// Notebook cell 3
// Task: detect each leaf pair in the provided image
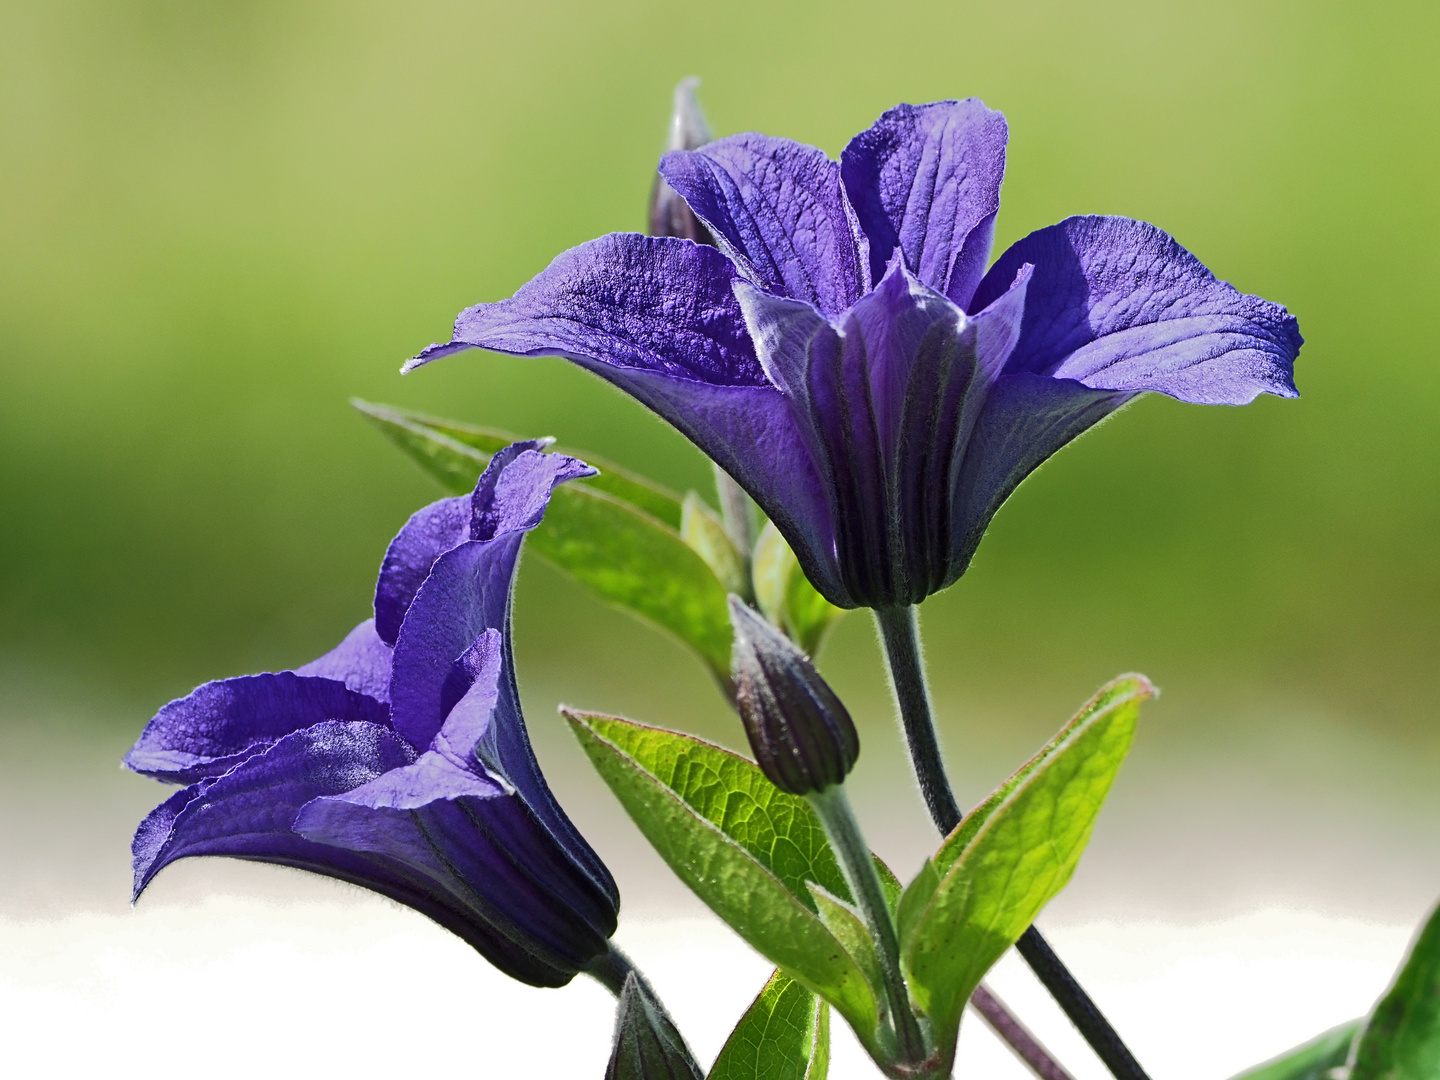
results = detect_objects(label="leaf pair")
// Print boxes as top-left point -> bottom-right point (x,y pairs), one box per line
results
570,674 -> 1153,1077
1234,897 -> 1440,1080
355,400 -> 841,684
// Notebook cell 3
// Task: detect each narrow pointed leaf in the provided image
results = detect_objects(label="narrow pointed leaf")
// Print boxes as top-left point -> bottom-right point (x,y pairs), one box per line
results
682,492 -> 748,597
807,883 -> 888,1012
353,399 -> 732,680
1351,899 -> 1440,1080
901,674 -> 1154,1051
708,969 -> 830,1080
1230,1022 -> 1360,1080
565,710 -> 882,1055
751,521 -> 844,655
354,399 -> 682,526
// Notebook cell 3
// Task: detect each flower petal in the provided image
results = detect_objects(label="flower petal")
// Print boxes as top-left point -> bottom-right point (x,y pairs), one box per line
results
737,257 -> 1026,606
408,233 -> 766,387
296,789 -> 618,987
660,134 -> 870,317
132,719 -> 415,899
405,233 -> 840,603
386,448 -> 615,898
133,720 -> 605,987
840,99 -> 1008,311
971,216 -> 1302,404
123,672 -> 389,784
373,494 -> 471,646
950,373 -> 1132,577
294,618 -> 393,703
388,449 -> 585,752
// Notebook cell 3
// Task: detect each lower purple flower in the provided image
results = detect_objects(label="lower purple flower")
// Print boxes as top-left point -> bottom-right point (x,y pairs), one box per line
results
124,443 -> 620,988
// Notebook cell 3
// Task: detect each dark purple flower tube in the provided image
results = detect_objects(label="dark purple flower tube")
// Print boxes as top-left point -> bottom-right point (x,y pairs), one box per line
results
124,443 -> 620,988
410,99 -> 1302,610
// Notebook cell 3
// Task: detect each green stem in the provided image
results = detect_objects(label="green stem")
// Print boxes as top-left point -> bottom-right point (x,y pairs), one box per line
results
585,943 -> 646,998
873,606 -> 963,831
872,604 -> 1153,1080
808,785 -> 928,1065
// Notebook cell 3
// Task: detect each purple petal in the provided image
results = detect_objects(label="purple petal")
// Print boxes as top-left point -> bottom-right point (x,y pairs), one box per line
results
408,233 -> 766,387
134,720 -> 606,986
389,538 -> 520,751
469,443 -> 595,543
950,372 -> 1132,576
736,257 -> 1027,606
971,215 -> 1302,404
132,719 -> 416,898
373,494 -> 471,646
123,672 -> 389,784
593,363 -> 844,605
296,791 -> 618,986
295,618 -> 393,703
841,99 -> 1008,311
659,134 -> 870,318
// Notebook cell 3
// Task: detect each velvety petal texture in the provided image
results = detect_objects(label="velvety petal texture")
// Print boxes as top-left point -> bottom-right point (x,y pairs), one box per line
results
410,100 -> 1302,609
126,445 -> 620,988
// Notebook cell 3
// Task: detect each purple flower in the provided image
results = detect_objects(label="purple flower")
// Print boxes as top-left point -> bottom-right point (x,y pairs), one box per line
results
409,100 -> 1302,609
125,443 -> 620,988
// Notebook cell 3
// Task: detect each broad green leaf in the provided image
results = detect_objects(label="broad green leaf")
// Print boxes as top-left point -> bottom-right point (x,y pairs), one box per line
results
1230,1022 -> 1360,1080
901,674 -> 1154,1054
682,492 -> 748,598
708,969 -> 829,1080
751,522 -> 844,656
353,399 -> 732,680
1351,899 -> 1440,1079
566,710 -> 882,1057
569,711 -> 852,906
354,398 -> 682,526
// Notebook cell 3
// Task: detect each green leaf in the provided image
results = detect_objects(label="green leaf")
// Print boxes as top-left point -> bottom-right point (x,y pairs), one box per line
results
531,484 -> 732,681
354,398 -> 682,526
806,883 -> 887,1014
1230,1022 -> 1360,1080
682,492 -> 748,598
751,521 -> 844,656
900,674 -> 1154,1057
353,399 -> 732,680
565,710 -> 883,1057
708,969 -> 829,1080
1351,899 -> 1440,1079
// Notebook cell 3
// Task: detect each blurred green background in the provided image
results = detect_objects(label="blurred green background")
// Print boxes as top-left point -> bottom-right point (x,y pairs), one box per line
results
2,0 -> 1437,926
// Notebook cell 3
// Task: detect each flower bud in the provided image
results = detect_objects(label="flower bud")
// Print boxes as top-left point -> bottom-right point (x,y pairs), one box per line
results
649,77 -> 715,244
605,972 -> 703,1080
729,596 -> 859,795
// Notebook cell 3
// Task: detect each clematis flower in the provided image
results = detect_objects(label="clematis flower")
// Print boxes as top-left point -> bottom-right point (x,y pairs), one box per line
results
408,99 -> 1302,610
125,443 -> 621,989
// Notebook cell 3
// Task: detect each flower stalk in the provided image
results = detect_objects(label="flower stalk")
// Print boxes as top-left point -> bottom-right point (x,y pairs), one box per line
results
807,784 -> 929,1067
874,604 -> 1153,1080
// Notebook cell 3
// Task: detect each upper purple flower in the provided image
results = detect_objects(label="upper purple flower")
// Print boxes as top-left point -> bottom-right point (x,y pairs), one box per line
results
124,443 -> 620,988
409,100 -> 1301,609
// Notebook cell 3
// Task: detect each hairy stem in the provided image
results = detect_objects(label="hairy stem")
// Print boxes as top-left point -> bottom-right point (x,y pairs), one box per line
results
872,604 -> 1153,1080
585,943 -> 649,998
873,605 -> 963,830
971,984 -> 1077,1080
808,785 -> 928,1066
